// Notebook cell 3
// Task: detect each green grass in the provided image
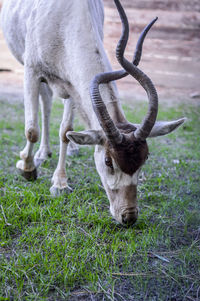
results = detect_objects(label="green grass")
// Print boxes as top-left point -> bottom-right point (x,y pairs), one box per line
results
0,98 -> 200,300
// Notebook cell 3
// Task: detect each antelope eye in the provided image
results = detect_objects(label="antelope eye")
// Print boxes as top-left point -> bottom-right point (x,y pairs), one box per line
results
105,157 -> 113,168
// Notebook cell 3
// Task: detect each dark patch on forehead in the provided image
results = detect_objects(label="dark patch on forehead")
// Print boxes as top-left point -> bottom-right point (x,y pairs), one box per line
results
107,134 -> 148,176
116,122 -> 137,134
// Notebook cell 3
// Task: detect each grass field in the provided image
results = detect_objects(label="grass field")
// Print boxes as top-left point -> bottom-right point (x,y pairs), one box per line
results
0,98 -> 200,301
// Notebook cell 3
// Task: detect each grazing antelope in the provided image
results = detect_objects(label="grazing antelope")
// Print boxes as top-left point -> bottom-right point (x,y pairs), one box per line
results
1,0 -> 185,225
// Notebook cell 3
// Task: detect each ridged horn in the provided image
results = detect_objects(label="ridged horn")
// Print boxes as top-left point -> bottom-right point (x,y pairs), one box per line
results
114,0 -> 158,140
90,72 -> 124,145
90,0 -> 158,144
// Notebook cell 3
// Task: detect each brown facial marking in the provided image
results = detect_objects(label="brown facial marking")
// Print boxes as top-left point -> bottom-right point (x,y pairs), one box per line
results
116,122 -> 137,134
124,184 -> 137,201
106,131 -> 148,176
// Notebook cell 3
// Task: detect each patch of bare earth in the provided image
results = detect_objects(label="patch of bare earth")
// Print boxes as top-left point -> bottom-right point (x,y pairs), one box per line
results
0,0 -> 200,106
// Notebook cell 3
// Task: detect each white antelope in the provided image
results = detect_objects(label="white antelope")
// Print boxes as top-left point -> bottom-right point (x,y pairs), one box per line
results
1,0 -> 185,225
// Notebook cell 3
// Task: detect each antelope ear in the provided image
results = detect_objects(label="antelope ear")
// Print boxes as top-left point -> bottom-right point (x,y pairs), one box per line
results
148,118 -> 186,138
66,130 -> 104,145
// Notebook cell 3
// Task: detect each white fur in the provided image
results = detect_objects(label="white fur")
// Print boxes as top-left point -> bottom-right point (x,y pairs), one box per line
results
94,145 -> 139,190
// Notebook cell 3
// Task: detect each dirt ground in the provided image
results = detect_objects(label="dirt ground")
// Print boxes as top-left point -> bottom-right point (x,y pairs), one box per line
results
0,0 -> 200,104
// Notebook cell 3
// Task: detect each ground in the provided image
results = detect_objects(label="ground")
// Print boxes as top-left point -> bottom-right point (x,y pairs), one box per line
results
0,1 -> 200,103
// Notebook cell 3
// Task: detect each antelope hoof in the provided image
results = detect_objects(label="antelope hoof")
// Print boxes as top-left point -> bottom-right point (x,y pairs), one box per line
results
34,149 -> 52,167
16,159 -> 37,181
50,185 -> 73,197
18,167 -> 37,181
67,142 -> 79,157
67,148 -> 79,157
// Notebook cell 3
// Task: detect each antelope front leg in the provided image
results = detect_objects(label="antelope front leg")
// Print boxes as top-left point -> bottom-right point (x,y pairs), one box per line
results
16,68 -> 40,180
34,83 -> 53,167
50,98 -> 74,196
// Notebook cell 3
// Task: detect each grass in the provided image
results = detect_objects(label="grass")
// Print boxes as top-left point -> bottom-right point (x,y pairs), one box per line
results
0,98 -> 200,300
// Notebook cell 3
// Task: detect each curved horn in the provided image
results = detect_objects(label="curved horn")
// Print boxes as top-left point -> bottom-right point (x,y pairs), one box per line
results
90,72 -> 124,145
90,0 -> 158,143
90,11 -> 157,143
133,17 -> 158,66
114,0 -> 158,140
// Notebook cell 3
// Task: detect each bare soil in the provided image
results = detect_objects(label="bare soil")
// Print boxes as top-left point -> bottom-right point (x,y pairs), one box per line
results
0,0 -> 200,104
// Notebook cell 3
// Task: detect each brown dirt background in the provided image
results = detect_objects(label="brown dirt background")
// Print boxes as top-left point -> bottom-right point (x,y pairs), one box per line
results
0,0 -> 200,104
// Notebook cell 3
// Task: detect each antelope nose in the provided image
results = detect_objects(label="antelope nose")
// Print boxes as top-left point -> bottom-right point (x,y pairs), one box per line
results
122,212 -> 138,225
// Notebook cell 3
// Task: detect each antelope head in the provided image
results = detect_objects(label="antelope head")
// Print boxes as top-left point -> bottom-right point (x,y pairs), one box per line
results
67,0 -> 185,225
